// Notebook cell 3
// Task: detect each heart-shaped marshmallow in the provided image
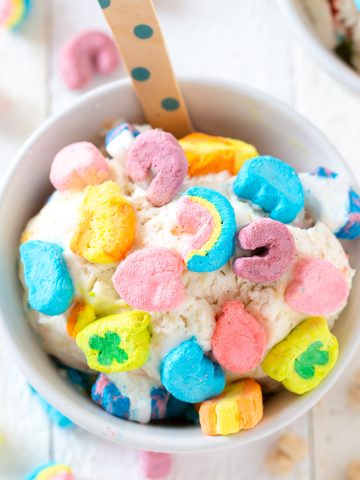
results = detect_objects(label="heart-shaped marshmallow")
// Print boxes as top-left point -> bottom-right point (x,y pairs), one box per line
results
50,141 -> 111,191
112,247 -> 186,312
285,258 -> 349,315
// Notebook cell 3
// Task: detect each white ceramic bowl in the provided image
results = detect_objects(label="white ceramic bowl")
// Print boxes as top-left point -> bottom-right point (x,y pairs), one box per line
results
0,77 -> 359,453
277,0 -> 360,94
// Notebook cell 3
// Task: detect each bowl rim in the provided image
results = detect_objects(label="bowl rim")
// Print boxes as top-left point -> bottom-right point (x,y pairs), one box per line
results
0,76 -> 360,453
277,0 -> 360,94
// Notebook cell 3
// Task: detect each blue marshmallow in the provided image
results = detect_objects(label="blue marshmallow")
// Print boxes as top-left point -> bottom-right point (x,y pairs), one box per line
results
233,156 -> 304,224
160,337 -> 225,403
20,240 -> 74,316
92,374 -> 130,420
92,373 -> 184,423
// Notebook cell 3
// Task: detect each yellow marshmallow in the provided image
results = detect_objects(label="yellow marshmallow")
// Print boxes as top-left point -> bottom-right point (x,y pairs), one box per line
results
76,310 -> 151,373
199,379 -> 263,436
70,181 -> 136,264
179,132 -> 258,177
262,317 -> 338,394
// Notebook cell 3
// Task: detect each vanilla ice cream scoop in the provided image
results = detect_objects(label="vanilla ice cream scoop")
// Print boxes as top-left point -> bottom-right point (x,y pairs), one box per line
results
20,131 -> 354,381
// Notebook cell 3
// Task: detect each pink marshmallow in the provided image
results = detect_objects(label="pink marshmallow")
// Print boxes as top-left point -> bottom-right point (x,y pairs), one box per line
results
176,195 -> 213,256
233,218 -> 296,283
112,247 -> 186,312
50,141 -> 111,191
126,129 -> 188,207
212,301 -> 267,373
139,451 -> 172,479
59,30 -> 120,90
285,257 -> 349,315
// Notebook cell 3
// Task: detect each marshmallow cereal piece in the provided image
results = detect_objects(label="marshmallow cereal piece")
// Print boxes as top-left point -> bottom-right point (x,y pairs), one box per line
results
20,240 -> 74,316
66,298 -> 96,338
76,310 -> 151,373
138,451 -> 172,480
92,372 -> 175,423
177,186 -> 237,272
112,247 -> 186,312
50,142 -> 110,191
59,30 -> 119,90
1,0 -> 31,30
105,122 -> 140,157
212,301 -> 266,373
233,218 -> 296,283
233,156 -> 304,224
285,258 -> 349,315
160,337 -> 225,403
262,317 -> 338,394
300,167 -> 360,240
199,379 -> 263,436
26,463 -> 74,480
70,181 -> 136,264
179,132 -> 258,177
126,129 -> 188,207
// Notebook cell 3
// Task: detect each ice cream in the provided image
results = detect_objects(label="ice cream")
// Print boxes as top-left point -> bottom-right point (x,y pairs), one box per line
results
19,124 -> 356,436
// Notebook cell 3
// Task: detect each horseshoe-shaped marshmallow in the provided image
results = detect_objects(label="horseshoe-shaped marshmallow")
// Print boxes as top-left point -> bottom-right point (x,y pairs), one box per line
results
126,129 -> 188,207
233,218 -> 296,283
233,156 -> 304,224
59,30 -> 120,90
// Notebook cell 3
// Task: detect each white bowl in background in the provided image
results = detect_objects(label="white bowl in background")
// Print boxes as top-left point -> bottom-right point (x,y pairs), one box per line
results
0,78 -> 359,453
277,0 -> 360,94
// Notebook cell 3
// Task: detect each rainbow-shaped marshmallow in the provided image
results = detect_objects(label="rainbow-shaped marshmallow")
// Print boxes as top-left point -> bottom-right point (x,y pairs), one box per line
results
176,186 -> 237,272
26,463 -> 74,480
0,0 -> 31,30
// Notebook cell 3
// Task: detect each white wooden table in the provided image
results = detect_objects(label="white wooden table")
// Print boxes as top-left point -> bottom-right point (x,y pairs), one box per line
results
1,1 -> 360,478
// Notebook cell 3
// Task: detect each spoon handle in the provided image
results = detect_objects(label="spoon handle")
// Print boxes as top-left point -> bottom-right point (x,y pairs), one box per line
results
99,0 -> 193,138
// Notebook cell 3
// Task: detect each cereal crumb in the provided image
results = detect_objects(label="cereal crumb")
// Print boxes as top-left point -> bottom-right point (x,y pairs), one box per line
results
346,461 -> 360,480
265,432 -> 308,475
348,370 -> 360,410
265,450 -> 293,475
277,432 -> 308,462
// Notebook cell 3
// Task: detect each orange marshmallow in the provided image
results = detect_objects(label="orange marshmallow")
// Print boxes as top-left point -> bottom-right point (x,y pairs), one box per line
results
199,379 -> 263,436
179,132 -> 258,177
